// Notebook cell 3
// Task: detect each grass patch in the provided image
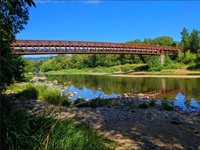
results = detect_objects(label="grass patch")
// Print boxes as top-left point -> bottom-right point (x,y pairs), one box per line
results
89,98 -> 112,108
45,64 -> 146,74
9,83 -> 71,106
1,96 -> 116,150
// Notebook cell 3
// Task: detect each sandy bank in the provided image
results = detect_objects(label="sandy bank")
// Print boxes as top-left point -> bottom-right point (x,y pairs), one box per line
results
111,74 -> 200,78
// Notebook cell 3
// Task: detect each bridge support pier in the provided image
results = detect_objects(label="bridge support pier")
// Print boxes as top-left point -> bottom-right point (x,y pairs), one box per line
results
161,78 -> 166,90
160,53 -> 165,65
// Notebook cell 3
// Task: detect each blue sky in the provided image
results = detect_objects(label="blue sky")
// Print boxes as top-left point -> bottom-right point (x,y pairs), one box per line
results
18,0 -> 200,58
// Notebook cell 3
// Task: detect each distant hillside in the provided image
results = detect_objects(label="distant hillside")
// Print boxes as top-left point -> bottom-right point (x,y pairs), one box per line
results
25,57 -> 50,62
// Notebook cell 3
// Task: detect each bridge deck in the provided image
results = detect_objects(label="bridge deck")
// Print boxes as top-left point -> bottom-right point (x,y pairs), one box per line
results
11,40 -> 182,55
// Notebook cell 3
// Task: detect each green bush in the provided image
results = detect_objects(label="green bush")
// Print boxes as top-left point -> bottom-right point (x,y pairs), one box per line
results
145,55 -> 163,71
161,100 -> 174,111
60,97 -> 71,107
89,98 -> 112,108
37,86 -> 62,105
74,97 -> 85,105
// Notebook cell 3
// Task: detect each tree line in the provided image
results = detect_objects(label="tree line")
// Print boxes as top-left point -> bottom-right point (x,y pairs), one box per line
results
28,28 -> 200,73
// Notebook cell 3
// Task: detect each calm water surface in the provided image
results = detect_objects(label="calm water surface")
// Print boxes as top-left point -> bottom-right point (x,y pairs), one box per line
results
47,75 -> 200,111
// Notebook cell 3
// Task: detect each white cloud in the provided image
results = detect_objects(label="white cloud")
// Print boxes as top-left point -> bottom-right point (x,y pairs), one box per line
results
83,0 -> 101,4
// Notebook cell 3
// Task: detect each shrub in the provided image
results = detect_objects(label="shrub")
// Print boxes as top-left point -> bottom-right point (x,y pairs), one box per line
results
74,97 -> 85,105
161,100 -> 174,111
38,86 -> 62,105
60,97 -> 71,107
89,98 -> 112,108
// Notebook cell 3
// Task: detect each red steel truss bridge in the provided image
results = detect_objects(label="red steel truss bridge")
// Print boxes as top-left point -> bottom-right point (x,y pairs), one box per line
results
11,40 -> 182,55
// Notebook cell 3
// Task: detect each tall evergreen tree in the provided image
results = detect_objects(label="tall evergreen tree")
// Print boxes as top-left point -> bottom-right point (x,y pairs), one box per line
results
181,27 -> 190,51
189,29 -> 200,53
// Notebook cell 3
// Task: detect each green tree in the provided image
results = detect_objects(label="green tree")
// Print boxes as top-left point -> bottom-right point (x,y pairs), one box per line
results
40,59 -> 54,72
33,59 -> 47,72
145,55 -> 162,71
176,51 -> 185,63
181,27 -> 190,51
131,55 -> 142,63
0,0 -> 35,90
23,58 -> 35,73
189,29 -> 200,53
183,50 -> 196,64
152,36 -> 174,46
127,39 -> 142,44
144,38 -> 153,45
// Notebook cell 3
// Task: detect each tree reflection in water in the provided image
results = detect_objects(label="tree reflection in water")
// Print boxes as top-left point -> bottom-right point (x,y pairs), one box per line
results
47,75 -> 200,111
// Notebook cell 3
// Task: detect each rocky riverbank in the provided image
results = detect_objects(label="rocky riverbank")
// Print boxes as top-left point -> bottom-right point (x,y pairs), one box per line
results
8,78 -> 199,149
15,97 -> 200,150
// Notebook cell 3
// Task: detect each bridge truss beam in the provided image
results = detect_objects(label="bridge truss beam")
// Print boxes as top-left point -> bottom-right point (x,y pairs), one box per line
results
11,40 -> 182,55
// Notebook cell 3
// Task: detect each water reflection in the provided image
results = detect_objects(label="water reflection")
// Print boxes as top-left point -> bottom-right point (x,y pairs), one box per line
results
63,86 -> 120,100
174,93 -> 200,111
47,75 -> 200,111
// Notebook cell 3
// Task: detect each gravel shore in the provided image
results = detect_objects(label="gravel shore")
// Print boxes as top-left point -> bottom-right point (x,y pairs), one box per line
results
18,98 -> 200,150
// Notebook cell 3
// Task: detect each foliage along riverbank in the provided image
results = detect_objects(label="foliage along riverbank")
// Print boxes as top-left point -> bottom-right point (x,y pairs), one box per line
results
44,63 -> 200,76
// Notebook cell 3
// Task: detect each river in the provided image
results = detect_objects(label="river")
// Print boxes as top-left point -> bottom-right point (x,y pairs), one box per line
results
47,74 -> 200,111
